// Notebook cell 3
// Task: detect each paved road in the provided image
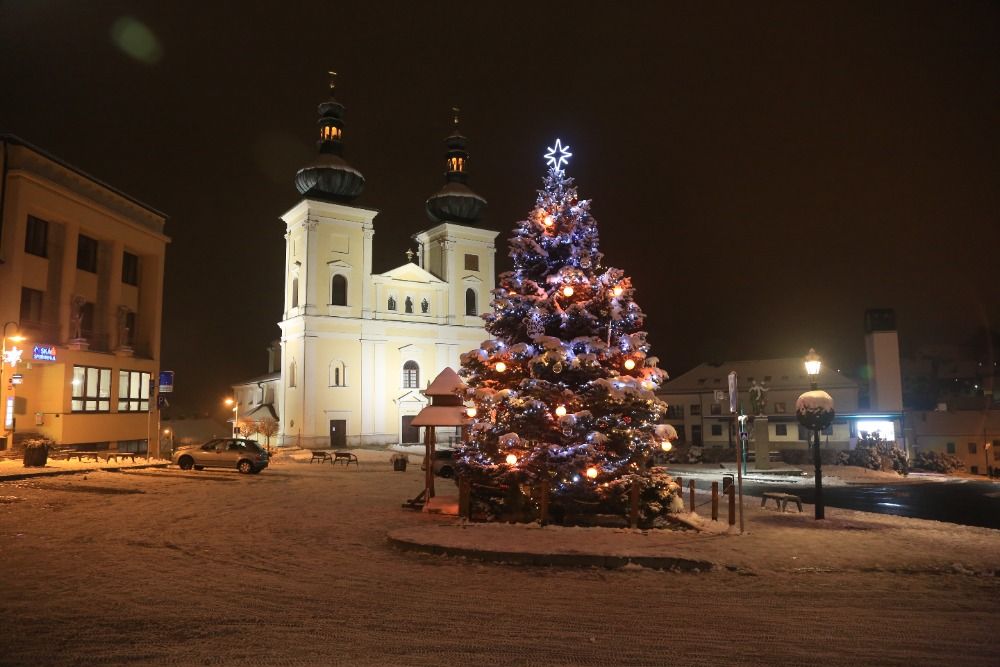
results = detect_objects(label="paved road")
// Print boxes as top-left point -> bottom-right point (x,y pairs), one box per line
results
739,478 -> 1000,528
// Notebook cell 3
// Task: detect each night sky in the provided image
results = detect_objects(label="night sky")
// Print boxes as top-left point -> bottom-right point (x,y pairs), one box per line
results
2,2 -> 998,413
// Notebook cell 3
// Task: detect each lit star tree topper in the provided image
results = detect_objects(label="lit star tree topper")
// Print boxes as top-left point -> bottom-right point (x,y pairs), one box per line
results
456,141 -> 682,526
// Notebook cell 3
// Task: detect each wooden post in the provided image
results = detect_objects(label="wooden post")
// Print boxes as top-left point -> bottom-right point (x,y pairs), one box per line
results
538,479 -> 549,526
688,479 -> 695,513
424,425 -> 436,500
711,481 -> 719,521
628,477 -> 641,527
675,475 -> 682,491
458,477 -> 471,519
727,484 -> 736,526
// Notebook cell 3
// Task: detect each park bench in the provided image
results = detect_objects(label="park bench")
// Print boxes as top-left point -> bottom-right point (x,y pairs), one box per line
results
103,451 -> 139,462
761,492 -> 803,513
333,451 -> 358,467
50,448 -> 101,462
309,451 -> 333,464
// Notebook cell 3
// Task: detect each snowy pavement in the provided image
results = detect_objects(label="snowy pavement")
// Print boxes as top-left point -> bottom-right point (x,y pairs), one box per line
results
1,453 -> 998,666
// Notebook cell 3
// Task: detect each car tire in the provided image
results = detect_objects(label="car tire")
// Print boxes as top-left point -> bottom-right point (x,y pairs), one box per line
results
250,467 -> 262,474
439,466 -> 454,479
178,456 -> 194,471
238,460 -> 254,474
194,465 -> 204,471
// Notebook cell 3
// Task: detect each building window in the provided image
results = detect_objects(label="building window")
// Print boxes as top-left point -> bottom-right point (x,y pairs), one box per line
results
690,404 -> 701,416
405,296 -> 414,314
118,370 -> 151,412
710,424 -> 722,436
968,442 -> 977,454
666,405 -> 684,419
19,287 -> 43,326
329,360 -> 346,387
710,403 -> 721,415
946,442 -> 955,454
77,234 -> 98,272
331,274 -> 347,306
72,365 -> 111,412
289,360 -> 296,388
122,251 -> 139,286
775,424 -> 788,436
291,278 -> 299,309
117,439 -> 148,454
25,215 -> 48,257
691,425 -> 702,446
464,254 -> 479,271
387,295 -> 396,311
465,288 -> 477,316
675,425 -> 686,442
80,302 -> 95,339
402,360 -> 419,389
773,402 -> 786,414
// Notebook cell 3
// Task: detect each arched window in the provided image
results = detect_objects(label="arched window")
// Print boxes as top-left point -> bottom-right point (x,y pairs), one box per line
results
291,278 -> 299,309
465,288 -> 477,316
387,295 -> 396,311
402,360 -> 419,389
329,360 -> 346,387
288,360 -> 296,388
331,274 -> 347,306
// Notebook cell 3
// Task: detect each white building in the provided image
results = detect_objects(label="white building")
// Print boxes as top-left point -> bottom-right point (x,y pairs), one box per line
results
239,86 -> 497,449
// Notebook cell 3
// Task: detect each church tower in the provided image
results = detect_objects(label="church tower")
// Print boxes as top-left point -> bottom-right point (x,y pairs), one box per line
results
413,109 -> 498,325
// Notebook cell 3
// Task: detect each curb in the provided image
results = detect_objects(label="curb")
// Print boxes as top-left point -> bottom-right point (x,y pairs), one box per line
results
0,463 -> 169,482
387,534 -> 716,572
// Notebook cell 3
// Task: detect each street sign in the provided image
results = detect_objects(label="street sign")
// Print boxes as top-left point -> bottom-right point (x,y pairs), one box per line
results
10,374 -> 23,385
159,370 -> 174,393
157,394 -> 169,409
32,345 -> 56,362
728,371 -> 738,414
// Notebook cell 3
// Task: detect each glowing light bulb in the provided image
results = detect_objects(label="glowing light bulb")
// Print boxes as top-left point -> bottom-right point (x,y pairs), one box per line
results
661,441 -> 673,452
506,453 -> 518,465
543,214 -> 554,227
624,359 -> 636,370
586,466 -> 598,479
466,407 -> 477,418
562,286 -> 574,297
495,362 -> 507,373
612,286 -> 624,297
555,405 -> 567,417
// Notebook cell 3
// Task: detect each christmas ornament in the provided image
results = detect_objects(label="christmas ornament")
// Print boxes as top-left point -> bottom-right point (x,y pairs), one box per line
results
586,466 -> 598,479
495,362 -> 507,373
624,359 -> 636,370
506,454 -> 518,465
554,405 -> 567,417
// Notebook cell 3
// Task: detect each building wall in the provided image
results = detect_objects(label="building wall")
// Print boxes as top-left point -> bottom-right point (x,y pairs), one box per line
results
0,138 -> 167,451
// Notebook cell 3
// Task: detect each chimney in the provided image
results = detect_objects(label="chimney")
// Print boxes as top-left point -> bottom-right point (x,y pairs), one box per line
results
864,309 -> 903,411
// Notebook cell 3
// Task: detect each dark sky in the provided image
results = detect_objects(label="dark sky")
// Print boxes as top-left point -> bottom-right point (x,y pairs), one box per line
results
2,1 -> 998,412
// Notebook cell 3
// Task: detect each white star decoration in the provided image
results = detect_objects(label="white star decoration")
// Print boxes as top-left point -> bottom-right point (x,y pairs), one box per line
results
3,346 -> 23,368
544,139 -> 572,171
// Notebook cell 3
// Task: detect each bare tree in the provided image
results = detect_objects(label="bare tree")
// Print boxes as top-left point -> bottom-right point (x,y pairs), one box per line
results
257,418 -> 279,454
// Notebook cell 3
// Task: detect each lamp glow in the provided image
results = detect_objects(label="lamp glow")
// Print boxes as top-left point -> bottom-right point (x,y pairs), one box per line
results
612,286 -> 623,297
505,453 -> 518,465
623,359 -> 636,370
495,362 -> 507,373
466,407 -> 477,418
661,441 -> 672,452
543,214 -> 554,227
585,466 -> 598,479
562,286 -> 574,297
554,405 -> 567,417
804,348 -> 822,376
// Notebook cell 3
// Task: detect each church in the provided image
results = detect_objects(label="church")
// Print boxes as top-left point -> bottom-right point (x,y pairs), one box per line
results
235,81 -> 497,449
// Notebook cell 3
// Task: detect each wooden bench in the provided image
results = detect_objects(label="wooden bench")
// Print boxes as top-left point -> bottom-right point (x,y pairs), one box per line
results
310,451 -> 333,464
104,451 -> 139,462
761,492 -> 803,513
333,451 -> 358,467
51,450 -> 101,462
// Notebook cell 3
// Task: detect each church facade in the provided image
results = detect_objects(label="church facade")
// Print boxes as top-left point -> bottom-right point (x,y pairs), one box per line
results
268,85 -> 496,449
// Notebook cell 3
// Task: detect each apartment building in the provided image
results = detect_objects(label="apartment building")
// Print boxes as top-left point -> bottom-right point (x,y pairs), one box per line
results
0,136 -> 168,453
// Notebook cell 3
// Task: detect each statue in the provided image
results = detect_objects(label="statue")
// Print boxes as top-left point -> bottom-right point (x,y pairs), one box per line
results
421,298 -> 429,314
70,296 -> 86,340
405,296 -> 413,314
749,380 -> 769,415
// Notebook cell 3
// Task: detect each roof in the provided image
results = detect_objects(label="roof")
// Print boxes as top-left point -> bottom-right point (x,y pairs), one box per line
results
909,409 -> 1000,437
243,403 -> 279,421
232,371 -> 280,387
410,405 -> 469,427
660,358 -> 859,394
424,367 -> 467,397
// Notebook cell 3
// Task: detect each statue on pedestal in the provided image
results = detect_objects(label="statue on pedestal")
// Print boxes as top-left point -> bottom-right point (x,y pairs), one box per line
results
749,380 -> 769,416
69,296 -> 85,340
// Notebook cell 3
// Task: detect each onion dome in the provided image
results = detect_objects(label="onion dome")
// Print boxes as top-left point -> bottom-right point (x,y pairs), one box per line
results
425,108 -> 486,224
294,72 -> 365,201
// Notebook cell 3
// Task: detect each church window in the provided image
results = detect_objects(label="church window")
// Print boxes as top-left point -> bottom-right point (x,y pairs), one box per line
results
405,296 -> 413,314
421,298 -> 429,313
387,295 -> 396,311
331,274 -> 347,306
292,278 -> 299,309
464,254 -> 479,271
329,360 -> 346,387
465,288 -> 477,316
289,360 -> 296,388
402,360 -> 419,389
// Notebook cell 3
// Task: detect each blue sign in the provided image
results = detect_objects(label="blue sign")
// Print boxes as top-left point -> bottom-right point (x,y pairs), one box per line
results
32,345 -> 57,362
159,370 -> 174,393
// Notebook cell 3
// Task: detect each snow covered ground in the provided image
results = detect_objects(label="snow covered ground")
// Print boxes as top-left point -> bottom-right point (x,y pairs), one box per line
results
0,454 -> 997,666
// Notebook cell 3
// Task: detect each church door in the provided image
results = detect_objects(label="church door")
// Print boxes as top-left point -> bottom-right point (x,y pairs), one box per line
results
329,420 -> 346,449
401,416 -> 420,444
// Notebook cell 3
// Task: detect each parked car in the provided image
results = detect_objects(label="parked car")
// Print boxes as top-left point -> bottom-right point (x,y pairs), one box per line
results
420,449 -> 457,478
171,438 -> 269,474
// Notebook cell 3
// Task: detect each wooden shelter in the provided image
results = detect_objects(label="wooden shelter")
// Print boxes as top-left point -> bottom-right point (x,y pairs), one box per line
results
403,367 -> 469,509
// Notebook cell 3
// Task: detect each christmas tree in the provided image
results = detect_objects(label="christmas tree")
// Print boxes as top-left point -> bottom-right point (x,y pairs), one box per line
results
457,141 -> 682,526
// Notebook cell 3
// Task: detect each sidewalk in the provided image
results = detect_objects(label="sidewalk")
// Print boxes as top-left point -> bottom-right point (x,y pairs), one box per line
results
0,456 -> 170,480
664,462 -> 942,486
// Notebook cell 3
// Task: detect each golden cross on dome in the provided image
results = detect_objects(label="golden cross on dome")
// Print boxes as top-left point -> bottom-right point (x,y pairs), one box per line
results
452,106 -> 460,126
328,70 -> 337,92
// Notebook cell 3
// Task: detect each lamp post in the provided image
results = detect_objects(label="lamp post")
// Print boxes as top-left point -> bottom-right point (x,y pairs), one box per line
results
163,427 -> 174,453
796,348 -> 834,520
985,441 -> 992,478
224,397 -> 238,438
1,322 -> 27,448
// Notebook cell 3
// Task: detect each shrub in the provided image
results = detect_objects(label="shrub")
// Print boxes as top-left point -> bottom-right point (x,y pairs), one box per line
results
911,450 -> 965,474
846,433 -> 908,475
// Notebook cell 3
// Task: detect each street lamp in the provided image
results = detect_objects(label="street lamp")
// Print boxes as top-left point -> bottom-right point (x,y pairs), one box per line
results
796,348 -> 835,520
985,441 -> 993,478
1,322 -> 27,448
163,427 -> 174,453
224,397 -> 238,437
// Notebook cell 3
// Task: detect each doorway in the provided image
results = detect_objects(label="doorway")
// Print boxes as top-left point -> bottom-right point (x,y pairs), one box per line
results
329,419 -> 346,449
401,415 -> 420,444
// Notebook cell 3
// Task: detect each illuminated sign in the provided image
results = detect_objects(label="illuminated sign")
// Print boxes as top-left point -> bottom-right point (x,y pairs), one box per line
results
856,420 -> 895,441
32,345 -> 57,362
159,370 -> 174,393
544,139 -> 572,171
11,374 -> 23,386
4,397 -> 12,429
